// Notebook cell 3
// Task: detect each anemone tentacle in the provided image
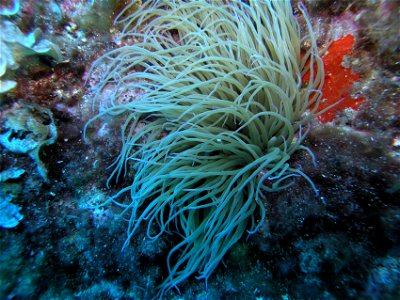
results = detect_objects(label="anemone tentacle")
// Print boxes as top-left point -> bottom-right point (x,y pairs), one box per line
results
86,0 -> 323,296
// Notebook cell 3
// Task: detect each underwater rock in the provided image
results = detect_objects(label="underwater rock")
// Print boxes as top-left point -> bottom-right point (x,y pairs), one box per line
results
0,191 -> 23,229
0,167 -> 24,228
0,19 -> 61,94
0,0 -> 20,16
0,104 -> 57,181
0,167 -> 25,182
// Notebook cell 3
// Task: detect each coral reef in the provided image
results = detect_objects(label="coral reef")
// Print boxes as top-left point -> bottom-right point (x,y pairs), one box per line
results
0,0 -> 399,299
0,104 -> 57,181
0,167 -> 24,228
0,19 -> 61,94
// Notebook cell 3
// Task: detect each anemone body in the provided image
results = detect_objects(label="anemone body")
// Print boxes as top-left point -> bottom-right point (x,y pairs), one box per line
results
86,0 -> 323,295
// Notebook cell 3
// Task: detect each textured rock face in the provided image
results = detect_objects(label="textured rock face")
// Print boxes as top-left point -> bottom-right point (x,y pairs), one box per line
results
0,0 -> 399,299
0,104 -> 57,180
0,20 -> 61,94
0,167 -> 24,228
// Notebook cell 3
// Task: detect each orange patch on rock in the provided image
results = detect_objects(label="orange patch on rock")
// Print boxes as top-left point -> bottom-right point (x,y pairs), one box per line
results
310,34 -> 364,123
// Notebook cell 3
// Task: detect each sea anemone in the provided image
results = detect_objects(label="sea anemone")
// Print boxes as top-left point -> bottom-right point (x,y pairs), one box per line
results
85,0 -> 323,295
